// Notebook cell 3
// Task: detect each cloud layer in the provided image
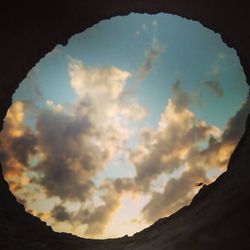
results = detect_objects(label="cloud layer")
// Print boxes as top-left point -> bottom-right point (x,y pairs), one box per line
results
0,59 -> 147,236
129,82 -> 249,223
0,58 -> 248,237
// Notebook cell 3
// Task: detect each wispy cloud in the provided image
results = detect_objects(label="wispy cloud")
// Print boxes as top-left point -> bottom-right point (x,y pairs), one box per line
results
135,37 -> 165,80
203,53 -> 225,98
204,80 -> 223,97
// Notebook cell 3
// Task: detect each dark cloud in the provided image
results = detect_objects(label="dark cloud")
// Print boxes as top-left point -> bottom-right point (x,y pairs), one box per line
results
79,195 -> 119,236
111,177 -> 137,193
50,179 -> 130,236
197,95 -> 250,168
1,101 -> 99,200
204,80 -> 223,97
1,60 -> 146,236
0,149 -> 8,163
51,203 -> 71,222
222,96 -> 250,142
10,130 -> 37,166
38,159 -> 95,201
34,108 -> 106,201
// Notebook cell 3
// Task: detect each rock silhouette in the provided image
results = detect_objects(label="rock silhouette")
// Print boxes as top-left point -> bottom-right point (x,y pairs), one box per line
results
195,182 -> 205,187
1,1 -> 250,249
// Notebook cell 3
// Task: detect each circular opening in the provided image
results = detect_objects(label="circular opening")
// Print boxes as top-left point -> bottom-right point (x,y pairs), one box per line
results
0,13 -> 249,239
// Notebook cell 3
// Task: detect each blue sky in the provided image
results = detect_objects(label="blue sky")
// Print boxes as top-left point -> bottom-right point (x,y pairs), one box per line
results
15,13 -> 247,129
3,13 -> 248,238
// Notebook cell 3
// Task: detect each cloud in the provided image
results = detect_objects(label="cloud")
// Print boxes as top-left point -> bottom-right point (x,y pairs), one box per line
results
1,59 -> 147,201
2,55 -> 247,237
9,131 -> 37,166
130,84 -> 249,223
0,102 -> 34,192
121,103 -> 148,121
78,195 -> 120,237
136,37 -> 164,80
51,203 -> 71,222
204,80 -> 223,97
143,168 -> 207,223
49,178 -> 136,237
222,96 -> 250,142
31,108 -> 98,201
129,81 -> 220,192
128,81 -> 244,222
78,177 -> 138,237
197,95 -> 250,168
208,52 -> 225,78
2,101 -> 27,138
32,59 -> 141,201
171,81 -> 192,111
69,58 -> 130,101
1,59 -> 149,236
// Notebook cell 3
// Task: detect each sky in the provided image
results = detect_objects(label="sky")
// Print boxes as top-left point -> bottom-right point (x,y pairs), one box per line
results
0,13 -> 249,239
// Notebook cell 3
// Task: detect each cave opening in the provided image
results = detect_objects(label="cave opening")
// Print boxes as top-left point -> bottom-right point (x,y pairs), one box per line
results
0,12 -> 248,240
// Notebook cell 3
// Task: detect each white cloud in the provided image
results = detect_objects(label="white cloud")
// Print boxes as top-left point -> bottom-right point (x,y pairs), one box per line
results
69,58 -> 130,100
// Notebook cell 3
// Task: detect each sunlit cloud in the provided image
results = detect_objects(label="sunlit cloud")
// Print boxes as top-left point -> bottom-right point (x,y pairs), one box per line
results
129,82 -> 221,193
0,102 -> 35,192
0,58 -> 148,237
132,92 -> 249,224
128,81 -> 247,223
50,178 -> 138,237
